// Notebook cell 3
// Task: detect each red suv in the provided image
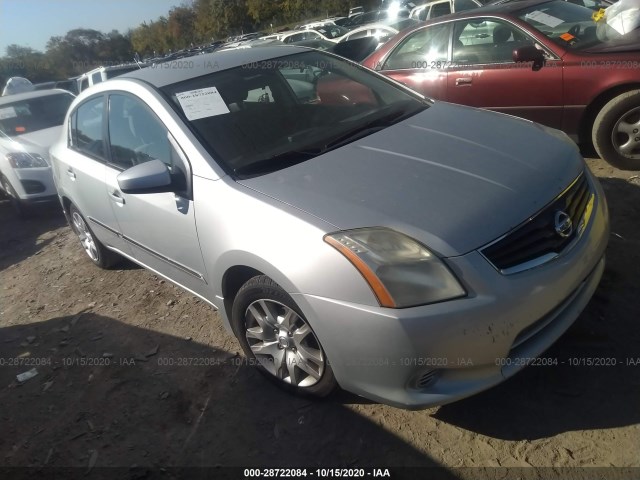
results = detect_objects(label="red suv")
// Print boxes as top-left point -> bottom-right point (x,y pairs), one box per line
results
363,0 -> 640,169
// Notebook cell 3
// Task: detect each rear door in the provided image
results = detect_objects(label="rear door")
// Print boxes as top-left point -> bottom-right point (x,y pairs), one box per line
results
53,95 -> 130,254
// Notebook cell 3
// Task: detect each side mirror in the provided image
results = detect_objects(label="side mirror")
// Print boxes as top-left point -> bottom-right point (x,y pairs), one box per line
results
513,46 -> 545,72
117,159 -> 173,194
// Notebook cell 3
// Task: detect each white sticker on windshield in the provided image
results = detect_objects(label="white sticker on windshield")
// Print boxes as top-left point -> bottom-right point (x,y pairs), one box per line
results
175,87 -> 230,121
525,10 -> 564,27
0,106 -> 17,120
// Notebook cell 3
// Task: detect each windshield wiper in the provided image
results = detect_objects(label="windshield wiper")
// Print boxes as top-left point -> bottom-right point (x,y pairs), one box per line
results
234,150 -> 318,177
234,104 -> 424,177
317,105 -> 423,154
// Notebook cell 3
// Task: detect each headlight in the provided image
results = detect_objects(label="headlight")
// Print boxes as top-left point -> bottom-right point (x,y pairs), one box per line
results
324,228 -> 466,308
6,152 -> 48,168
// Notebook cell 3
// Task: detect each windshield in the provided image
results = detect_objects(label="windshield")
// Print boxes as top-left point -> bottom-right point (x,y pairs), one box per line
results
161,51 -> 428,177
0,92 -> 74,137
517,0 -> 625,49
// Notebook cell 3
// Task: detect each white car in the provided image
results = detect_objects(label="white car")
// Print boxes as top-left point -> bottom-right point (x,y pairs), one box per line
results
409,0 -> 482,20
77,64 -> 141,93
338,24 -> 399,43
2,77 -> 35,97
0,89 -> 75,216
280,25 -> 351,44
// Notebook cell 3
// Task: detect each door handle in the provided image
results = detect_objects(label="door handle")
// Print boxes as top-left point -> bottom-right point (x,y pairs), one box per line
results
109,190 -> 125,205
455,78 -> 472,86
66,168 -> 76,180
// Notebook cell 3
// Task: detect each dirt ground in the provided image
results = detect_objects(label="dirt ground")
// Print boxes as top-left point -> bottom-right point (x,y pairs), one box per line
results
0,156 -> 639,479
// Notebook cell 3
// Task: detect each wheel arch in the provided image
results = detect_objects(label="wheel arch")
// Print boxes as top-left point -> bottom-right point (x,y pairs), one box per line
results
580,83 -> 640,146
221,265 -> 266,329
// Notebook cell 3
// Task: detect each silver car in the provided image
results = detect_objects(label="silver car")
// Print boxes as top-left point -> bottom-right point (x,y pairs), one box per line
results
0,89 -> 75,216
50,46 -> 609,408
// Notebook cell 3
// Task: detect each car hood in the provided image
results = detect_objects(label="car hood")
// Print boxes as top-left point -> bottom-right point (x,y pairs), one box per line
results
0,126 -> 62,161
238,102 -> 583,257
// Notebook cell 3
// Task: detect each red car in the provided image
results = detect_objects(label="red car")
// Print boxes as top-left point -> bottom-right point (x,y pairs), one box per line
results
363,0 -> 640,169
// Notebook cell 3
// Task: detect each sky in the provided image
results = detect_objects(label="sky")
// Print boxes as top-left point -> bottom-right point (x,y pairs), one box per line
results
0,0 -> 185,55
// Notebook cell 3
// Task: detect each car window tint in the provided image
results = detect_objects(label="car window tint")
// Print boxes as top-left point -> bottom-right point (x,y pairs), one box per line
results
348,30 -> 369,40
431,2 -> 452,17
91,72 -> 102,85
384,24 -> 450,70
453,19 -> 535,64
161,51 -> 426,175
454,0 -> 479,11
414,7 -> 428,21
108,94 -> 171,170
75,96 -> 106,160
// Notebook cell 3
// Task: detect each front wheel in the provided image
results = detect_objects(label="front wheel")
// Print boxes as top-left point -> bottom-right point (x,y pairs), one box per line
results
592,90 -> 640,170
231,275 -> 336,397
69,204 -> 120,269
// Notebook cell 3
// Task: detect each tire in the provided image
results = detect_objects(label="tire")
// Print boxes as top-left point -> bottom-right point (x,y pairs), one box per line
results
231,275 -> 336,397
592,90 -> 640,170
68,204 -> 121,269
1,176 -> 29,219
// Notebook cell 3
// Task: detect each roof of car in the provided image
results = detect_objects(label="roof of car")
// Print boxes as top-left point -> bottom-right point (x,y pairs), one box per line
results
0,88 -> 73,105
409,0 -> 560,26
122,46 -> 308,88
456,0 -> 558,15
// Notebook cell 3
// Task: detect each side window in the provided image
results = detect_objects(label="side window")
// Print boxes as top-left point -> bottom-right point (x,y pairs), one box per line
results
431,3 -> 452,18
348,30 -> 369,40
454,0 -> 479,11
80,77 -> 89,92
453,19 -> 535,64
108,94 -> 172,170
74,96 -> 105,160
91,72 -> 102,86
416,7 -> 429,21
383,24 -> 450,70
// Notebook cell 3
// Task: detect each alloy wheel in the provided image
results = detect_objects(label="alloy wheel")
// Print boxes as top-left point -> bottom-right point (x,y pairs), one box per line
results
71,211 -> 99,262
244,299 -> 325,387
612,106 -> 640,160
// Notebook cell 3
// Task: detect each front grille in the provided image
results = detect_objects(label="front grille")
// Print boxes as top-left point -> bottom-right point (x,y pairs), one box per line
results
482,173 -> 592,273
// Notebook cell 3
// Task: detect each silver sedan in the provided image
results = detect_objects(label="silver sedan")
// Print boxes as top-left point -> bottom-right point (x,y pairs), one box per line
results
50,46 -> 609,408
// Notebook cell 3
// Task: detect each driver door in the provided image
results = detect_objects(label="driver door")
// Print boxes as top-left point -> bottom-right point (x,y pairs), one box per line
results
105,93 -> 209,297
446,18 -> 564,128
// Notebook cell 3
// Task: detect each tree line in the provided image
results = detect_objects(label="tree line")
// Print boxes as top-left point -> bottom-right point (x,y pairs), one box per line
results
1,0 -> 380,87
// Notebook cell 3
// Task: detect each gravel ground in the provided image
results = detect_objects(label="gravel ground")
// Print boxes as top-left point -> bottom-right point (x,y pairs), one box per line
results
0,157 -> 639,480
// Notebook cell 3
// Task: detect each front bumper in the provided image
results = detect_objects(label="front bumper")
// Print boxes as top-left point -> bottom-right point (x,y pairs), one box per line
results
293,172 -> 609,409
11,166 -> 57,202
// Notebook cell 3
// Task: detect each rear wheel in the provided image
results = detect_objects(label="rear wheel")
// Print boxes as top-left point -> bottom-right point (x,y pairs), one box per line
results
69,204 -> 120,269
593,90 -> 640,170
231,275 -> 336,397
